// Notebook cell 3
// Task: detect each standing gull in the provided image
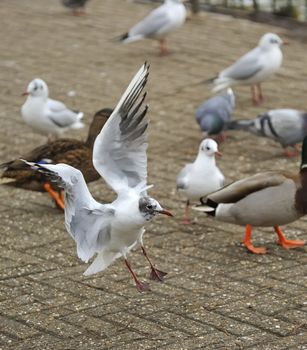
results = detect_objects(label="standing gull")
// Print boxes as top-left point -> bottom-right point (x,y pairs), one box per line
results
1,109 -> 111,210
176,139 -> 224,224
24,63 -> 173,292
117,0 -> 186,56
21,78 -> 84,140
209,33 -> 285,104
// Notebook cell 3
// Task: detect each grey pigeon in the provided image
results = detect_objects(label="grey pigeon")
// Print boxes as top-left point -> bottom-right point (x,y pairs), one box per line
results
228,109 -> 307,157
195,88 -> 235,141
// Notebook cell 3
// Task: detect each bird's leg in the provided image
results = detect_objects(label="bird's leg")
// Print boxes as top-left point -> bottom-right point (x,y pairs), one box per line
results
72,7 -> 86,16
124,259 -> 150,292
159,39 -> 168,56
243,224 -> 267,254
274,226 -> 305,249
43,183 -> 64,211
283,147 -> 298,157
257,83 -> 264,102
292,144 -> 301,153
141,246 -> 167,282
251,85 -> 260,105
182,200 -> 191,225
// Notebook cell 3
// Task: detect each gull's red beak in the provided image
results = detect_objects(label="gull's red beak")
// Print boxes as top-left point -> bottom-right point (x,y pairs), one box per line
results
283,41 -> 290,45
215,151 -> 223,157
22,92 -> 29,96
159,209 -> 173,217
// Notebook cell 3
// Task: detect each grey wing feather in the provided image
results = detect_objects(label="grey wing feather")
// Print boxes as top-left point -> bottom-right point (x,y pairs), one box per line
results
21,161 -> 115,262
93,63 -> 150,195
221,48 -> 263,80
130,7 -> 170,38
261,109 -> 307,147
47,99 -> 80,128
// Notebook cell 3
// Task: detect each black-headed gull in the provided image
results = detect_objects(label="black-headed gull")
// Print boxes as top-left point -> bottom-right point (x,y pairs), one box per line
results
21,78 -> 84,140
24,63 -> 173,292
117,0 -> 186,56
228,109 -> 307,157
195,88 -> 235,142
210,33 -> 286,104
176,139 -> 224,224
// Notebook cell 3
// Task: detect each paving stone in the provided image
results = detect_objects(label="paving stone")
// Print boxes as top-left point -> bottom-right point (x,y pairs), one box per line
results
0,0 -> 306,348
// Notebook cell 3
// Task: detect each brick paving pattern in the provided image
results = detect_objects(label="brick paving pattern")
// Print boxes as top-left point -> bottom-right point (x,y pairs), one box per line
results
0,0 -> 306,349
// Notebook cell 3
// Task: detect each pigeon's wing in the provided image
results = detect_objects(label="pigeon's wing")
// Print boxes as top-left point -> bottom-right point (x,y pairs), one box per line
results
129,6 -> 170,38
93,63 -> 149,195
23,161 -> 115,262
221,48 -> 263,81
176,164 -> 192,190
47,99 -> 81,128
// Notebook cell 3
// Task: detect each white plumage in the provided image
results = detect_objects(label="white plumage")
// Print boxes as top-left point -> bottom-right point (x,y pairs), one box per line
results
21,78 -> 84,139
177,139 -> 224,224
24,64 -> 172,292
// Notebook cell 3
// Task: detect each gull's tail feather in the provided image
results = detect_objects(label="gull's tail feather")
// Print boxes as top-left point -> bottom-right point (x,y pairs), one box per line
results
113,32 -> 129,42
204,76 -> 217,84
211,77 -> 234,93
71,112 -> 84,129
83,251 -> 121,276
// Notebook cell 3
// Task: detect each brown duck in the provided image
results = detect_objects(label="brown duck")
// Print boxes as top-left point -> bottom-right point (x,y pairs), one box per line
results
193,135 -> 307,254
0,108 -> 112,210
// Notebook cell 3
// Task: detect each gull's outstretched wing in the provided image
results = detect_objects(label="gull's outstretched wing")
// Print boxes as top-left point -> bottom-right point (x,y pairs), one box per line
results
22,161 -> 115,262
93,63 -> 150,195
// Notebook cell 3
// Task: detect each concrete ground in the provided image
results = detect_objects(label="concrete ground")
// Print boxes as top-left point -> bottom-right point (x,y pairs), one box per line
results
0,0 -> 306,349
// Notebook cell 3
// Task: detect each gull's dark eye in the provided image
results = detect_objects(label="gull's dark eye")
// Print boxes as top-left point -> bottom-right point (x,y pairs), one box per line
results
146,205 -> 153,210
270,39 -> 278,44
33,86 -> 38,91
206,146 -> 210,150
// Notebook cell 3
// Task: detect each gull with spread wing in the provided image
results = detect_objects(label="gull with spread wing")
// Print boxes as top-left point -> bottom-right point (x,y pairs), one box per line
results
24,63 -> 173,292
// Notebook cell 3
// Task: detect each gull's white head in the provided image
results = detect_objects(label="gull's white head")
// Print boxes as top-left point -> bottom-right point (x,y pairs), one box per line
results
258,33 -> 283,49
199,138 -> 222,157
23,78 -> 49,98
139,196 -> 173,221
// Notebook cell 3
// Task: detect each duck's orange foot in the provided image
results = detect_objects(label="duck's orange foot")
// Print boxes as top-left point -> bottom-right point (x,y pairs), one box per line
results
43,183 -> 64,211
244,242 -> 267,254
243,224 -> 267,254
277,239 -> 305,249
182,218 -> 192,225
274,226 -> 305,250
